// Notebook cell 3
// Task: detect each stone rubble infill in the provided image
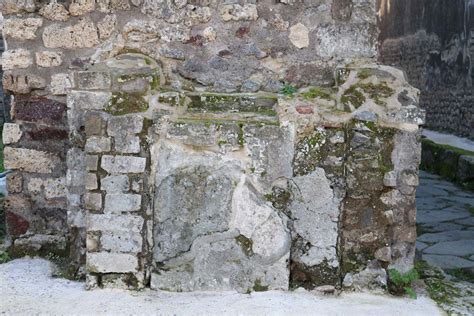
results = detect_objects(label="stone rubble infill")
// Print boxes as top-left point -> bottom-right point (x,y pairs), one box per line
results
416,170 -> 474,270
0,258 -> 443,316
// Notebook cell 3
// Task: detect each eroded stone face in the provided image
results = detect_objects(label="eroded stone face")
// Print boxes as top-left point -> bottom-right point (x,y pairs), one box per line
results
151,132 -> 291,292
154,164 -> 234,261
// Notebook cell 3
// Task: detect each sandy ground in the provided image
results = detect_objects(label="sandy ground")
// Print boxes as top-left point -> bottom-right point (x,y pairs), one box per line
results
0,259 -> 444,316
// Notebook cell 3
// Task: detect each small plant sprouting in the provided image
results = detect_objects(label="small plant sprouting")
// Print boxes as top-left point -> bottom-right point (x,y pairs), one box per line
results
388,268 -> 419,299
281,84 -> 297,97
0,251 -> 10,264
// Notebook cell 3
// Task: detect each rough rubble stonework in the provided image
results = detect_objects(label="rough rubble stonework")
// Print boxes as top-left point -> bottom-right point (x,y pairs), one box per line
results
378,0 -> 474,140
1,0 -> 424,293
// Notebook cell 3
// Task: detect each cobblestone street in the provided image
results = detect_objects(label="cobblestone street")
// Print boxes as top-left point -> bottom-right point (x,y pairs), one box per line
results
416,171 -> 474,270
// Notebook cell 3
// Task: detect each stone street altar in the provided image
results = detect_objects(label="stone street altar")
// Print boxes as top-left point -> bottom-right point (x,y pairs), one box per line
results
1,0 -> 424,293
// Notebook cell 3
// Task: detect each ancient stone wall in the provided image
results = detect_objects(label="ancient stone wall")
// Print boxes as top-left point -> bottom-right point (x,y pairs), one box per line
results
1,0 -> 380,278
1,0 -> 424,292
378,0 -> 474,140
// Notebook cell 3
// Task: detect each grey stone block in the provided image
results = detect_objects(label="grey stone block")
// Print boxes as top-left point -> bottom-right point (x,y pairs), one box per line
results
104,193 -> 141,213
101,155 -> 146,174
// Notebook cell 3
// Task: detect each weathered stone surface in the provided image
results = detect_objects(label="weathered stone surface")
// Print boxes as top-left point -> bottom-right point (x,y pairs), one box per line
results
84,112 -> 107,137
50,73 -> 73,95
2,73 -> 46,94
115,136 -> 141,154
13,96 -> 66,124
97,14 -> 117,40
7,173 -> 23,193
36,51 -> 63,67
122,20 -> 160,44
101,155 -> 146,174
104,194 -> 141,213
289,169 -> 340,273
101,231 -> 142,253
374,247 -> 392,262
3,18 -> 43,40
27,177 -> 66,199
85,173 -> 98,191
43,18 -> 99,49
154,165 -> 234,261
86,155 -> 99,172
6,211 -> 30,236
220,4 -> 258,21
231,179 -> 290,259
87,253 -> 138,273
0,0 -> 35,14
4,148 -> 57,174
289,23 -> 309,49
84,193 -> 102,211
67,91 -> 111,111
160,25 -> 191,43
39,2 -> 70,21
101,175 -> 129,192
69,0 -> 95,16
88,214 -> 143,232
85,137 -> 112,153
107,115 -> 143,153
108,115 -> 143,135
1,49 -> 33,70
2,123 -> 22,145
75,72 -> 111,90
343,262 -> 387,291
151,230 -> 290,293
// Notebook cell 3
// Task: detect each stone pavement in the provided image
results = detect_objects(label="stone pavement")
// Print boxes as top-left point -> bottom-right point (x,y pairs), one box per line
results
416,170 -> 474,270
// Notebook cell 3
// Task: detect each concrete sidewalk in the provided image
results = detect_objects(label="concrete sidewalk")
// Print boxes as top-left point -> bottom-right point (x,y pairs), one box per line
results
0,258 -> 443,316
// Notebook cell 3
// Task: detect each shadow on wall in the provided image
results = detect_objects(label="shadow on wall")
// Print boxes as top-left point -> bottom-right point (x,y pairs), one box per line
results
378,0 -> 474,140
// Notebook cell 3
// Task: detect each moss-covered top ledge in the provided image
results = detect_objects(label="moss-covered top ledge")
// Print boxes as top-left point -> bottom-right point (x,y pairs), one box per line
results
278,64 -> 425,130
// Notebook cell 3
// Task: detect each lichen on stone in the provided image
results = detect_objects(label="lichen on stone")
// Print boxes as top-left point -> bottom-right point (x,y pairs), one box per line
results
104,92 -> 149,116
300,87 -> 334,100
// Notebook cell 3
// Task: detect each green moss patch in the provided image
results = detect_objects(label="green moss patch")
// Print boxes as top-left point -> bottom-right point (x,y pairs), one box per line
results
300,87 -> 333,100
341,85 -> 366,109
421,138 -> 474,190
235,235 -> 253,257
357,69 -> 372,80
341,82 -> 395,108
104,92 -> 149,116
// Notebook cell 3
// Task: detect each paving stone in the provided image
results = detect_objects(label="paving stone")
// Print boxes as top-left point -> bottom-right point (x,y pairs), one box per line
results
416,186 -> 449,197
419,222 -> 465,233
422,254 -> 474,270
416,241 -> 429,251
439,196 -> 474,208
423,240 -> 474,257
419,171 -> 441,180
417,210 -> 470,224
454,217 -> 474,226
418,230 -> 474,243
416,197 -> 451,211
